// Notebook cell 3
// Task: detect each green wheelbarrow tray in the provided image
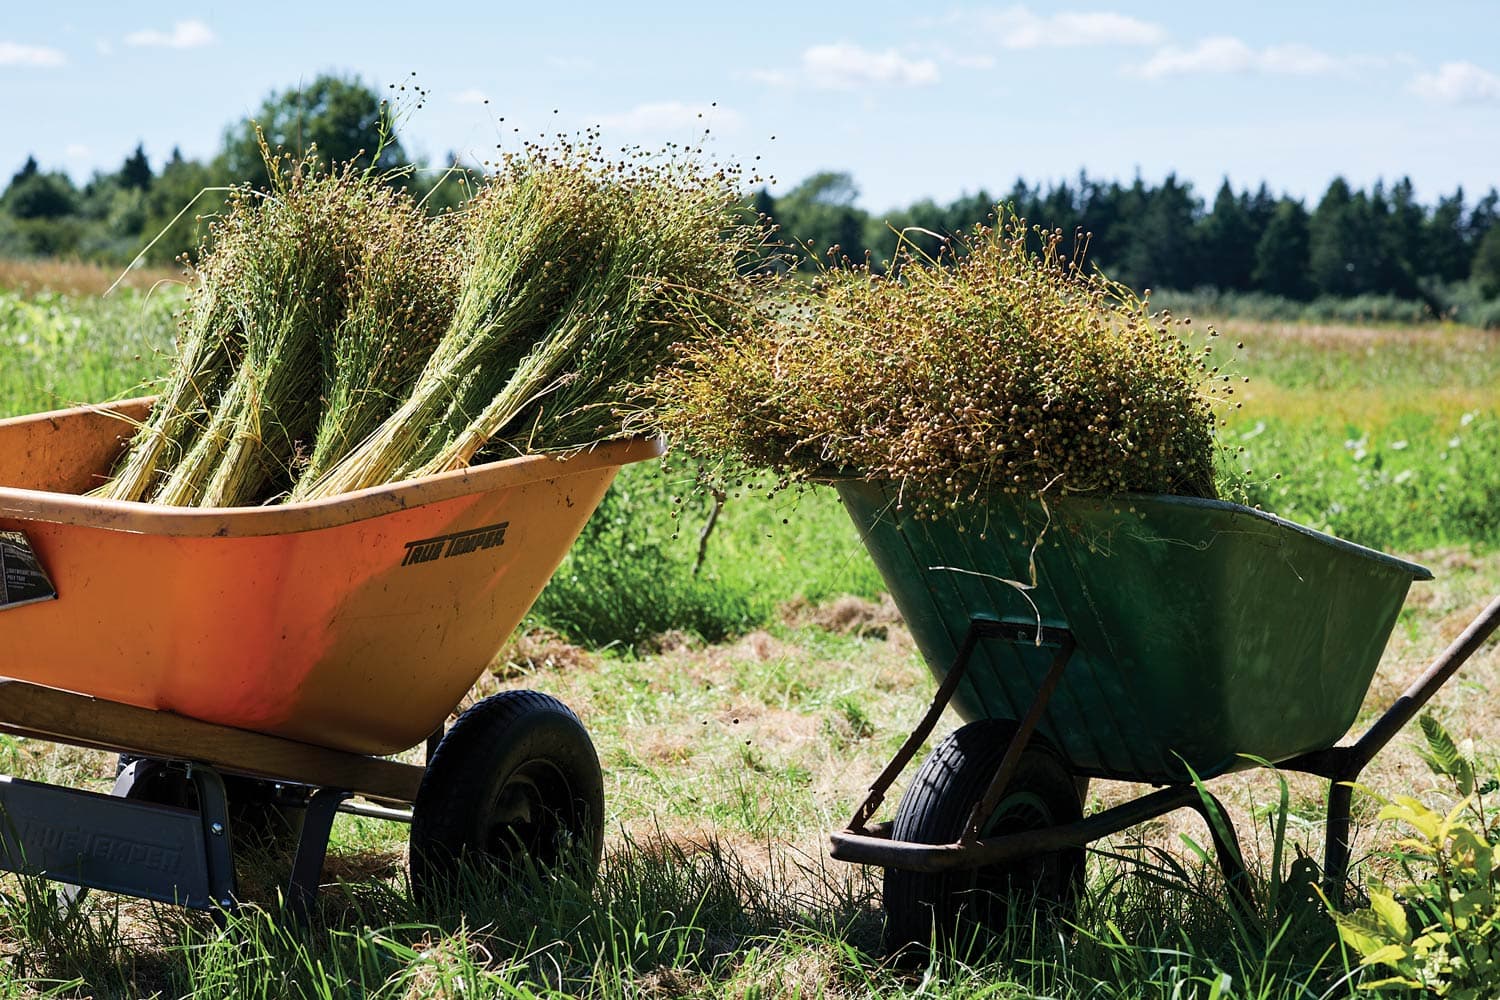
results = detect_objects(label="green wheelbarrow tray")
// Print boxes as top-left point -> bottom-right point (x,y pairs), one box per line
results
836,480 -> 1433,784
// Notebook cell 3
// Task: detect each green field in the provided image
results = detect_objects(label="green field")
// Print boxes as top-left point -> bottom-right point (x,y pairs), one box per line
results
1,273 -> 1498,997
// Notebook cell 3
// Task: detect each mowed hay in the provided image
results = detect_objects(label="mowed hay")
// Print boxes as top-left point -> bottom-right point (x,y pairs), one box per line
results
652,216 -> 1237,512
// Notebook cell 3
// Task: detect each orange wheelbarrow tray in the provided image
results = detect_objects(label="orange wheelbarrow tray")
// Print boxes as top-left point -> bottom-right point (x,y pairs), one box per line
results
0,398 -> 661,913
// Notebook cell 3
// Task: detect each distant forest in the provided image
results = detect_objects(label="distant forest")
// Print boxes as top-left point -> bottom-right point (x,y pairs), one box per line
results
3,74 -> 1499,323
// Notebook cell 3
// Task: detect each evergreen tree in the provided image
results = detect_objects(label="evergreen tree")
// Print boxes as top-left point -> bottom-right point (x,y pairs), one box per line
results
8,156 -> 39,189
1115,174 -> 1199,291
1468,189 -> 1499,249
1309,177 -> 1361,297
1035,179 -> 1084,259
1,160 -> 77,220
1197,180 -> 1255,291
1474,225 -> 1500,299
1360,181 -> 1417,297
119,143 -> 153,192
1425,188 -> 1470,283
1079,176 -> 1131,279
1245,183 -> 1278,235
1252,199 -> 1314,300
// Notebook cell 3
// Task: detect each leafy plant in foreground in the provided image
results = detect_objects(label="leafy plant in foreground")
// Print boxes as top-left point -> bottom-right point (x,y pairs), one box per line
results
1333,714 -> 1500,996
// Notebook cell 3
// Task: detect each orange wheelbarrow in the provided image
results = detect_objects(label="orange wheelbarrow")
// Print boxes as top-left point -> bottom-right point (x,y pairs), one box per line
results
0,398 -> 660,913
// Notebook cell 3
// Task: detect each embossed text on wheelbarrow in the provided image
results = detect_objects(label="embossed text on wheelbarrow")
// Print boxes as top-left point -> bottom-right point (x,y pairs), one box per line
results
0,531 -> 57,611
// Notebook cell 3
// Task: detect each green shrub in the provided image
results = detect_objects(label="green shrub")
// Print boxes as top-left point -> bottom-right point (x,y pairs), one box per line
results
528,462 -> 883,647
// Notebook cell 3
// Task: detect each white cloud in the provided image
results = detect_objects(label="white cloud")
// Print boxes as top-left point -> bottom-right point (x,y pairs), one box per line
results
1133,36 -> 1355,79
1260,43 -> 1342,75
64,143 -> 90,160
597,101 -> 744,134
756,42 -> 939,91
454,89 -> 490,105
0,41 -> 66,67
1410,61 -> 1500,104
969,6 -> 1165,48
124,20 -> 215,49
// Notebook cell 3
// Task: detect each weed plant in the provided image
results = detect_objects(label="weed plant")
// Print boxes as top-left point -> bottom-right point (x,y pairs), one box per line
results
1333,714 -> 1500,996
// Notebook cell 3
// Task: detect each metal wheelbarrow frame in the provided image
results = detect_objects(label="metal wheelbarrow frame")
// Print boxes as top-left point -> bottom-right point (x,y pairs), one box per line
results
825,480 -> 1500,946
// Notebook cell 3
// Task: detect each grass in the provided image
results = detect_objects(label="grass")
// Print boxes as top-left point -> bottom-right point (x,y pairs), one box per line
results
1217,319 -> 1500,550
528,460 -> 884,647
2,278 -> 1500,995
0,285 -> 180,417
1,562 -> 1494,996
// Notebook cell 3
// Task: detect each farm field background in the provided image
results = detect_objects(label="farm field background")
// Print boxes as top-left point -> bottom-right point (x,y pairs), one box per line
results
0,261 -> 1498,997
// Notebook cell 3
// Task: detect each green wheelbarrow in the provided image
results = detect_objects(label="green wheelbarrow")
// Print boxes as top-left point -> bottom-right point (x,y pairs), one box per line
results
826,481 -> 1500,949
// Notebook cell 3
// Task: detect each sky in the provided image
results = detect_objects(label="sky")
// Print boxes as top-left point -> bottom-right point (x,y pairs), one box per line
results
2,2 -> 1497,214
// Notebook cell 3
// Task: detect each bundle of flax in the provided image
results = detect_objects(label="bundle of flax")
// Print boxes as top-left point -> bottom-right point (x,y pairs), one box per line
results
100,141 -> 768,506
650,213 -> 1240,515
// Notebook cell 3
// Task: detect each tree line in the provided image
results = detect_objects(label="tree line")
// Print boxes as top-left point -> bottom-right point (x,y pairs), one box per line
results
758,171 -> 1500,309
0,75 -> 467,269
3,72 -> 1499,312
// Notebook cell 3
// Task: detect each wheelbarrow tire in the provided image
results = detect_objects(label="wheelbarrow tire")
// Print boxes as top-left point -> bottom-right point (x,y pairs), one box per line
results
884,719 -> 1085,956
409,691 -> 604,904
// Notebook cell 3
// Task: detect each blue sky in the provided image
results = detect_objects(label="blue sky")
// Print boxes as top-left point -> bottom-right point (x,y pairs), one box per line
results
2,2 -> 1496,213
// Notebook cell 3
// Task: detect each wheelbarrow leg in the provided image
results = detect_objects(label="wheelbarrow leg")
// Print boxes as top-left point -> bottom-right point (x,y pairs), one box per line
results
1322,780 -> 1355,907
961,633 -> 1075,842
287,788 -> 352,922
187,765 -> 237,917
847,618 -> 1075,833
1283,594 -> 1500,905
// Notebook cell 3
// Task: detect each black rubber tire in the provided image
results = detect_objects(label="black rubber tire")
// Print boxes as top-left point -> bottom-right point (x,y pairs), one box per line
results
409,691 -> 604,903
883,719 -> 1086,955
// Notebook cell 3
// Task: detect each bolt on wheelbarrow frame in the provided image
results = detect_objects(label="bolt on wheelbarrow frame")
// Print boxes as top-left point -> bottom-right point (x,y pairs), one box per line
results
827,479 -> 1500,909
0,398 -> 661,914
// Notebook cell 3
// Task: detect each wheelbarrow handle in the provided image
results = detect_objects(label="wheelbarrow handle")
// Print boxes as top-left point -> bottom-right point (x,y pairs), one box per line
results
1352,591 -> 1500,770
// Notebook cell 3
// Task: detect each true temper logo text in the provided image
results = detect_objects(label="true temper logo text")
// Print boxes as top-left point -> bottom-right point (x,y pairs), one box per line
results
17,819 -> 184,874
402,522 -> 510,567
